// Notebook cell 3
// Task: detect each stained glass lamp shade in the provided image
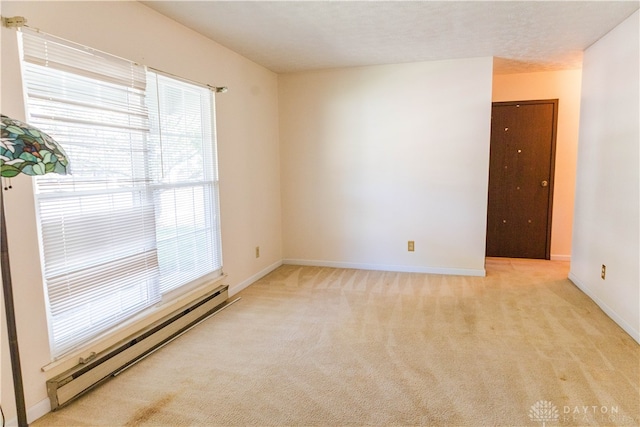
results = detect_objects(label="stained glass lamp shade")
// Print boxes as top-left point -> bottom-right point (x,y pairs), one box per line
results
1,114 -> 69,177
1,114 -> 70,427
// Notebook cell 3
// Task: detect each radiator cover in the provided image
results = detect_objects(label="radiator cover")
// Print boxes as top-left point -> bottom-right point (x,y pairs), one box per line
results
47,284 -> 229,410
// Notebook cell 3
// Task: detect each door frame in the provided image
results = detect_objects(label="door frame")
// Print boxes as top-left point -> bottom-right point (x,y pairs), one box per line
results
488,99 -> 559,260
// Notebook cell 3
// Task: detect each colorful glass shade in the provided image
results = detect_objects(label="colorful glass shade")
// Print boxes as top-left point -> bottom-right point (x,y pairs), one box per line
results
1,114 -> 70,177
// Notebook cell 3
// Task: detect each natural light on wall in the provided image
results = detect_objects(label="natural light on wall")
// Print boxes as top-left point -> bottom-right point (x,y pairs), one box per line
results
18,28 -> 223,358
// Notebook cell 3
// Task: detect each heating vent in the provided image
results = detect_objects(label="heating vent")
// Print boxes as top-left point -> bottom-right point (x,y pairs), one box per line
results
47,284 -> 232,410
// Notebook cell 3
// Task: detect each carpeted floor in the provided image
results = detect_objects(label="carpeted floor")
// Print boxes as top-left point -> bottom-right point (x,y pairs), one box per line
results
34,258 -> 639,426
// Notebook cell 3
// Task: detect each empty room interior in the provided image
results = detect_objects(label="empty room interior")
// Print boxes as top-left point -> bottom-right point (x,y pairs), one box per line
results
0,1 -> 638,426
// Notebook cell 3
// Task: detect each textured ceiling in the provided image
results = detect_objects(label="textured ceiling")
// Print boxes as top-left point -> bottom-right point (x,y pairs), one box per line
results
141,1 -> 639,74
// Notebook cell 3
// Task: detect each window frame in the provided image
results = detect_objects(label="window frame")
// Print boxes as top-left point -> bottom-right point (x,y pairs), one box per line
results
19,28 -> 224,359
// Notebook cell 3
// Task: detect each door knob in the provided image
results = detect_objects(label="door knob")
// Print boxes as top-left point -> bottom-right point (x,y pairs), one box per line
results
541,180 -> 549,187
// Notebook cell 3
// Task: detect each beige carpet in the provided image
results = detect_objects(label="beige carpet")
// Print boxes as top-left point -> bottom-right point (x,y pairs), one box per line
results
34,258 -> 639,426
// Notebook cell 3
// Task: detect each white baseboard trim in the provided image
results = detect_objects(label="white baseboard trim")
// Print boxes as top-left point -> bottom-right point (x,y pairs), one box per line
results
283,259 -> 486,277
228,260 -> 283,296
550,254 -> 571,261
568,272 -> 640,344
5,397 -> 52,426
30,398 -> 52,424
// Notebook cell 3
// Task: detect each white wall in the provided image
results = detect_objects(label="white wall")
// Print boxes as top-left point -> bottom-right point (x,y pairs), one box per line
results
279,58 -> 494,275
0,1 -> 282,422
492,69 -> 582,261
570,11 -> 639,343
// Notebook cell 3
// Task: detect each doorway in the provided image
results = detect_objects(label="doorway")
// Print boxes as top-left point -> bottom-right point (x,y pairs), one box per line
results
486,100 -> 558,259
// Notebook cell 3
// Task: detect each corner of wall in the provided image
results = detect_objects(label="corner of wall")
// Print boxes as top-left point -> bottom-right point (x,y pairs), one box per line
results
569,272 -> 640,344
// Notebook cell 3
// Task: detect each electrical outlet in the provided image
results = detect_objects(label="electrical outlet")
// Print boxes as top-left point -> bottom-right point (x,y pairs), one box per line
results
256,246 -> 260,258
408,241 -> 415,252
601,264 -> 606,280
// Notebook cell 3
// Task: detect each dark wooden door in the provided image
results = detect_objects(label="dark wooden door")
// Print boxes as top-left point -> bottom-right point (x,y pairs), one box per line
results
486,100 -> 558,259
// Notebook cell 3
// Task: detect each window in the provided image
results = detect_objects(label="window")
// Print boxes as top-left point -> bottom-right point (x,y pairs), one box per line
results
19,29 -> 223,357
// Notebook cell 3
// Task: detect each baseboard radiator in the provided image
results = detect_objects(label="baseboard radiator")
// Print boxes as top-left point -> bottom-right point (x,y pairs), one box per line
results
47,284 -> 232,410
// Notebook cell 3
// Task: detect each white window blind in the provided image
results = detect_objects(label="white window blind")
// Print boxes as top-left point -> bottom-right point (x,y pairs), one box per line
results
19,29 -> 223,357
146,73 -> 222,295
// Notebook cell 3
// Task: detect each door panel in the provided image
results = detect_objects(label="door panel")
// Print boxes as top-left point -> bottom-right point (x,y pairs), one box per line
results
486,100 -> 557,259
